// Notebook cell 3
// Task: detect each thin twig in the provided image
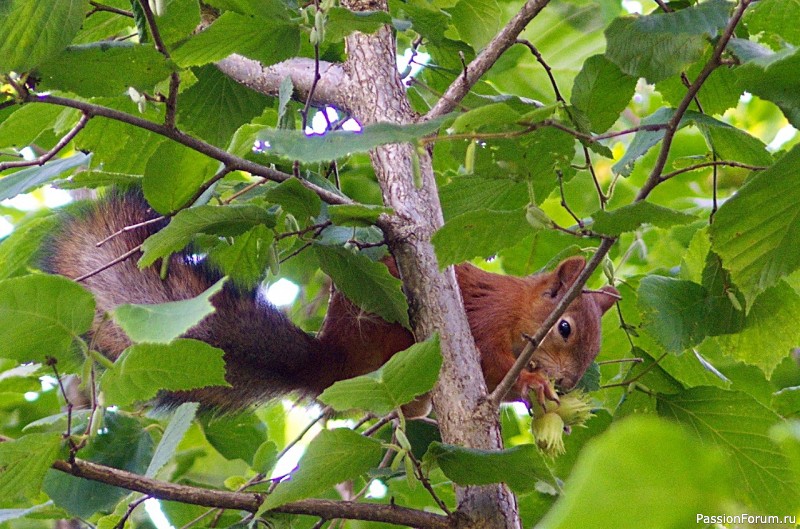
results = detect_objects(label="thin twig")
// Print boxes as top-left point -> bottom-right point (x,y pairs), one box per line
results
596,357 -> 643,366
407,451 -> 451,515
363,411 -> 397,437
600,352 -> 669,389
0,112 -> 90,171
114,495 -> 151,529
46,357 -> 74,447
222,178 -> 268,204
556,169 -> 583,228
275,407 -> 330,464
74,244 -> 142,283
88,1 -> 134,17
658,159 -> 766,182
636,0 -> 752,201
136,0 -> 180,127
515,39 -> 563,102
95,216 -> 165,247
275,221 -> 333,241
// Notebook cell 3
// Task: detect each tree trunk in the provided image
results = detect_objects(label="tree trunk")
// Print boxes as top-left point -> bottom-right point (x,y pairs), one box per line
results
341,3 -> 520,527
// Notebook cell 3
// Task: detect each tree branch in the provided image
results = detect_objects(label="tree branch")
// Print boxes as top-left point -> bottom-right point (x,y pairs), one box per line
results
215,56 -> 349,113
48,457 -> 451,529
0,112 -> 89,171
425,0 -> 550,119
23,93 -> 351,206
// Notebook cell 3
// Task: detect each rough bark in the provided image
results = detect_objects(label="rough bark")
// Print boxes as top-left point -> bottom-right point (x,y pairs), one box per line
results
340,3 -> 519,527
216,55 -> 349,112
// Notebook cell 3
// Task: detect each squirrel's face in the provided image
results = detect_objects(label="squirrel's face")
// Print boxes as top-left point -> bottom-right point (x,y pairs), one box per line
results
522,258 -> 619,391
531,301 -> 603,391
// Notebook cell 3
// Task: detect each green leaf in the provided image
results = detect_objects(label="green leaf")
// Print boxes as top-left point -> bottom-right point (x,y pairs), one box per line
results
449,102 -> 522,133
172,11 -> 300,68
657,386 -> 797,513
0,433 -> 62,504
100,339 -> 229,407
0,104 -> 65,148
439,176 -> 528,220
656,51 -> 741,117
75,114 -> 168,175
611,107 -> 674,176
699,252 -> 745,337
604,0 -> 733,83
0,215 -> 59,281
259,429 -> 383,510
570,55 -> 637,133
156,0 -> 201,46
611,108 -> 758,177
772,386 -> 800,418
446,0 -> 501,51
143,142 -> 217,214
208,226 -> 273,288
590,202 -> 697,236
112,278 -> 227,344
710,144 -> 800,305
0,0 -> 85,72
699,120 -> 773,167
328,204 -> 392,227
0,274 -> 94,364
145,402 -> 198,478
201,411 -> 266,465
264,178 -> 322,221
638,276 -> 707,354
252,440 -> 278,474
139,204 -> 277,267
37,43 -> 172,97
44,413 -> 154,518
537,416 -> 732,529
433,208 -> 533,268
716,282 -> 800,378
314,245 -> 409,328
744,0 -> 800,47
423,442 -> 553,493
203,0 -> 294,18
736,46 -> 800,129
0,503 -> 65,523
0,153 -> 90,202
319,335 -> 441,415
257,117 -> 451,163
178,64 -> 271,148
324,8 -> 392,42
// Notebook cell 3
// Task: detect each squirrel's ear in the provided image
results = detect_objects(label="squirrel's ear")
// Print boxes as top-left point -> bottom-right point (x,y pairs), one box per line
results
543,256 -> 586,297
592,285 -> 620,314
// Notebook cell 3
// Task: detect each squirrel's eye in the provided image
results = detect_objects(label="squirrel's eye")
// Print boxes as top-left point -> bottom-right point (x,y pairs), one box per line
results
558,320 -> 572,339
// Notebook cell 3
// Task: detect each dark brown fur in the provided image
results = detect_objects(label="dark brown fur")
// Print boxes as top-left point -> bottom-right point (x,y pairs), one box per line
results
45,193 -> 618,411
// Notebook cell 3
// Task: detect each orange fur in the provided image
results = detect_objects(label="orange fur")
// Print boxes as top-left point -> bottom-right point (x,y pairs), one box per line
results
320,256 -> 619,402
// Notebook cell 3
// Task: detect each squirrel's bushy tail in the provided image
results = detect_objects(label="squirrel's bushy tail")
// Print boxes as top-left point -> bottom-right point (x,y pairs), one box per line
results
44,191 -> 341,411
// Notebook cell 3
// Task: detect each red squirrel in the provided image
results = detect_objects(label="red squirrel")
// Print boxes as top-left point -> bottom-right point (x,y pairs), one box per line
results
44,191 -> 619,411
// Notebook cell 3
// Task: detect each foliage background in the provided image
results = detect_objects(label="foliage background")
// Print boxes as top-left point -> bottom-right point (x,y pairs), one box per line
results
1,0 -> 800,527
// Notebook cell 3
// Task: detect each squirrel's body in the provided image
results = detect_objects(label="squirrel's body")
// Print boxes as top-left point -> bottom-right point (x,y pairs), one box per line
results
45,192 -> 618,411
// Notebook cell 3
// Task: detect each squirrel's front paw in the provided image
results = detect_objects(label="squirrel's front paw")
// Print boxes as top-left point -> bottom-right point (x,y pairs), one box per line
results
516,370 -> 559,408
